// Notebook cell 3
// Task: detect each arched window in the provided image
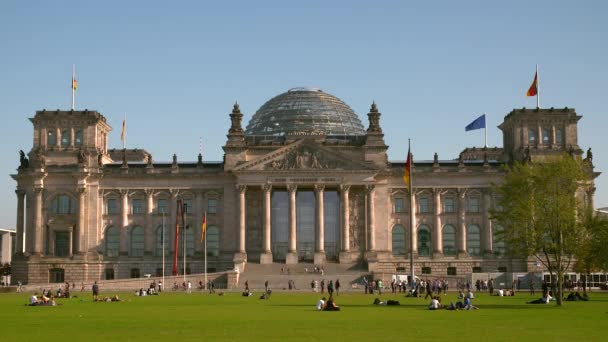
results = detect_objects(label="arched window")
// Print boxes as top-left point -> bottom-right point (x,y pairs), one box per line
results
391,225 -> 406,256
155,225 -> 168,257
47,129 -> 57,146
206,226 -> 220,257
442,224 -> 456,256
61,128 -> 70,146
50,194 -> 76,214
467,224 -> 481,256
493,224 -> 506,256
418,225 -> 431,257
105,226 -> 119,257
130,226 -> 144,257
75,129 -> 83,146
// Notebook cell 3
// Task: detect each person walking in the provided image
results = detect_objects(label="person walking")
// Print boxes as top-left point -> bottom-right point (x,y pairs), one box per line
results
335,279 -> 341,296
92,281 -> 99,301
328,280 -> 334,296
321,279 -> 325,294
187,281 -> 192,294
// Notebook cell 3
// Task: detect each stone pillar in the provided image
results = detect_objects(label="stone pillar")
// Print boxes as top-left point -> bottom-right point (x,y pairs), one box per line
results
457,189 -> 467,258
15,190 -> 25,255
237,185 -> 247,253
70,128 -> 75,148
194,191 -> 204,254
314,184 -> 325,265
432,189 -> 442,258
144,189 -> 154,255
120,190 -> 129,256
339,185 -> 351,263
55,128 -> 61,148
367,185 -> 376,251
260,184 -> 273,264
33,188 -> 43,255
76,188 -> 86,254
286,184 -> 298,264
483,191 -> 493,256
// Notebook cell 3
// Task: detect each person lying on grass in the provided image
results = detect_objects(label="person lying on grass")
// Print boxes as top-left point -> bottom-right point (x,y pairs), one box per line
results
324,295 -> 340,311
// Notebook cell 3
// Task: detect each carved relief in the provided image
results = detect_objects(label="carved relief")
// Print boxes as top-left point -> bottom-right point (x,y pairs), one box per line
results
266,147 -> 330,170
348,188 -> 365,252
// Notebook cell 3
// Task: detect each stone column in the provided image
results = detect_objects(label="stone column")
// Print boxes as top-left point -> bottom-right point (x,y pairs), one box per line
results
286,184 -> 298,264
70,128 -> 75,148
339,184 -> 351,263
55,128 -> 61,147
15,190 -> 25,255
33,188 -> 43,255
76,188 -> 86,254
120,190 -> 129,256
260,184 -> 273,264
144,189 -> 154,255
483,191 -> 493,256
237,185 -> 247,253
194,191 -> 204,254
367,185 -> 376,251
314,184 -> 325,265
457,189 -> 467,258
432,188 -> 442,258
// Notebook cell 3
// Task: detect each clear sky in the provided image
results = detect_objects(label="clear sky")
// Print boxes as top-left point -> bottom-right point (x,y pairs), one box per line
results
1,0 -> 607,229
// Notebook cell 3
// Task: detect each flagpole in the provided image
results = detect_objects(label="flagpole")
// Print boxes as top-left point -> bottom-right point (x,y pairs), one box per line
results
71,64 -> 75,110
183,206 -> 187,284
204,213 -> 207,294
123,113 -> 127,149
408,139 -> 415,288
536,64 -> 540,109
162,210 -> 165,291
484,113 -> 488,148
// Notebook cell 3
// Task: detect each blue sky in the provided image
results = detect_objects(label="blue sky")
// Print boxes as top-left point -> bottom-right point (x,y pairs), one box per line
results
1,0 -> 607,228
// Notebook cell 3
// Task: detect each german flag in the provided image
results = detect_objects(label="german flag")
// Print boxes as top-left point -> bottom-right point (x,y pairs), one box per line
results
403,148 -> 411,188
201,212 -> 207,242
526,71 -> 538,97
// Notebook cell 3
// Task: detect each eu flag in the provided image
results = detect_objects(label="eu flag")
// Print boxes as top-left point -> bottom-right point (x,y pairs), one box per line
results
465,114 -> 486,131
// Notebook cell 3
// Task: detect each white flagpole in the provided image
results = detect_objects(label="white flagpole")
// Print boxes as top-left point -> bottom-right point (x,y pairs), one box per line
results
162,210 -> 165,291
71,64 -> 75,110
484,113 -> 488,148
408,139 -> 415,288
536,64 -> 540,109
204,214 -> 207,294
183,219 -> 187,284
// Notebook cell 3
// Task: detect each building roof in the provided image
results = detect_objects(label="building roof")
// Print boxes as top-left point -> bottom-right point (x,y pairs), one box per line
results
245,88 -> 366,136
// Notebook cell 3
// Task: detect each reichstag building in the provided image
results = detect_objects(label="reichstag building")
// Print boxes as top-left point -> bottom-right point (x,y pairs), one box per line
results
11,88 -> 594,283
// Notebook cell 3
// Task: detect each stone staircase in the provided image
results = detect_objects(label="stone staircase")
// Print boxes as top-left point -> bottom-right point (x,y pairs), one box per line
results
239,262 -> 371,292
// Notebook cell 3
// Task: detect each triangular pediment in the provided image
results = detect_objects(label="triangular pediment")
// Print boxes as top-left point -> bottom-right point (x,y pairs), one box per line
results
233,139 -> 377,172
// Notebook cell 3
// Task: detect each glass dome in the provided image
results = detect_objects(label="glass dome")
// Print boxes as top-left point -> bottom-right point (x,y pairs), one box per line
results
245,88 -> 366,136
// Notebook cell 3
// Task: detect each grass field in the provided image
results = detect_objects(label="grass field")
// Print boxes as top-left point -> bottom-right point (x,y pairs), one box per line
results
1,290 -> 607,341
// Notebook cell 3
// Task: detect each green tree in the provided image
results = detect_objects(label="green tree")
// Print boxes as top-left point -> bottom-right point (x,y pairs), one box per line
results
492,155 -> 590,306
574,207 -> 608,291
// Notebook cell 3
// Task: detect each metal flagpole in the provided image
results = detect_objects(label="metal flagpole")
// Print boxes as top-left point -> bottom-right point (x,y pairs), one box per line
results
71,64 -> 75,110
536,64 -> 540,109
408,139 -> 415,288
162,210 -> 165,291
484,113 -> 488,148
204,213 -> 207,294
183,208 -> 187,284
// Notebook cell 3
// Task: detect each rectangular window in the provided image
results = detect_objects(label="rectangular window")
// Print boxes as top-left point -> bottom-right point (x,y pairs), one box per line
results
132,199 -> 143,214
443,197 -> 455,213
418,197 -> 430,213
107,199 -> 118,215
468,198 -> 480,213
555,129 -> 563,144
157,199 -> 168,214
542,128 -> 550,144
207,199 -> 218,214
447,267 -> 457,276
182,199 -> 193,214
49,268 -> 65,283
75,129 -> 84,146
472,266 -> 482,273
498,266 -> 508,272
105,268 -> 115,280
55,232 -> 70,257
422,267 -> 432,274
394,198 -> 405,213
528,129 -> 536,144
130,268 -> 140,279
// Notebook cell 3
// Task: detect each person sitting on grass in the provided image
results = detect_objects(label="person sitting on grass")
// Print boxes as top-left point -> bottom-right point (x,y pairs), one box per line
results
463,296 -> 478,310
528,291 -> 552,304
242,289 -> 253,297
373,298 -> 386,305
316,297 -> 326,310
29,293 -> 40,306
324,295 -> 340,311
429,296 -> 442,310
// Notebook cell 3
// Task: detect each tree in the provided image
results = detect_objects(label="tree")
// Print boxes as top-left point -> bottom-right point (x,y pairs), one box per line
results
492,155 -> 590,306
574,207 -> 608,292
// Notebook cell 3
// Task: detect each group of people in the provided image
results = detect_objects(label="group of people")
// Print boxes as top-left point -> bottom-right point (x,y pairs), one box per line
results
363,277 -> 384,295
429,290 -> 479,310
29,292 -> 57,306
308,279 -> 340,295
316,296 -> 340,311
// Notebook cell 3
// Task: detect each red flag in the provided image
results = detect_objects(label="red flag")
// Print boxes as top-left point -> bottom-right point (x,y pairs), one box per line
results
172,200 -> 183,276
526,71 -> 538,97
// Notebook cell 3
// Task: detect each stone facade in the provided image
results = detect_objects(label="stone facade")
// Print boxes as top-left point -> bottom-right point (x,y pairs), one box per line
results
10,92 -> 597,285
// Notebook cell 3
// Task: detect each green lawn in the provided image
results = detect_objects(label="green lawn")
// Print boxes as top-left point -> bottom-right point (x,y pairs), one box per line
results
1,290 -> 607,341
